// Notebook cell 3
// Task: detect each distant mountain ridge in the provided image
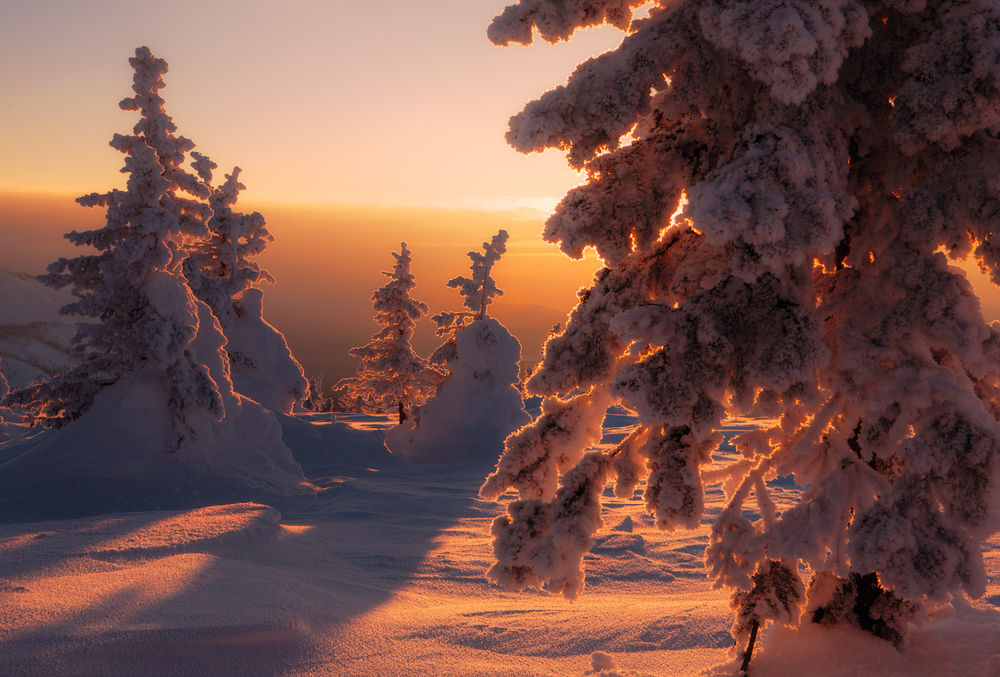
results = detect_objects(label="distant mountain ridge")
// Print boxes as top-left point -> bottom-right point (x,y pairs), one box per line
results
0,269 -> 79,388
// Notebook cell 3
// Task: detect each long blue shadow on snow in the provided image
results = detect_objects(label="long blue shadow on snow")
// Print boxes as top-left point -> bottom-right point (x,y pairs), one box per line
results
0,412 -> 501,675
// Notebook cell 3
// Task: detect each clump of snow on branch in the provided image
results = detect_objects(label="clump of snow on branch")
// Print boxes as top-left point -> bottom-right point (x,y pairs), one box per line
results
337,243 -> 442,421
483,0 -> 1000,662
698,0 -> 871,105
488,0 -> 645,45
388,230 -> 529,463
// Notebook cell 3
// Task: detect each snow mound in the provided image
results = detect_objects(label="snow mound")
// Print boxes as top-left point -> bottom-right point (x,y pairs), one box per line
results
746,599 -> 1000,676
0,370 -> 306,520
386,317 -> 530,464
86,503 -> 281,557
227,288 -> 307,414
0,269 -> 78,388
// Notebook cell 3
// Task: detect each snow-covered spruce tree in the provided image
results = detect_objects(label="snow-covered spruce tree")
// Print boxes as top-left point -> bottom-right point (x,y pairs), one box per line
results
0,361 -> 19,444
184,160 -> 308,413
0,360 -> 8,409
3,48 -> 303,494
387,230 -> 530,463
429,229 -> 511,365
6,47 -> 221,443
0,359 -> 9,427
481,0 -> 1000,667
336,243 -> 442,424
302,373 -> 335,413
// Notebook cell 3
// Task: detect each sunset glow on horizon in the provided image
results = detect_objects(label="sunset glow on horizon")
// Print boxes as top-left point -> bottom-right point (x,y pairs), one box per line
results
0,189 -> 603,381
0,1 -> 628,381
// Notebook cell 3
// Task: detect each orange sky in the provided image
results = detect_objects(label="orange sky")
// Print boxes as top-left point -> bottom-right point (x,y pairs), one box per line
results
3,3 -> 1000,383
0,191 -> 602,380
0,2 -> 626,380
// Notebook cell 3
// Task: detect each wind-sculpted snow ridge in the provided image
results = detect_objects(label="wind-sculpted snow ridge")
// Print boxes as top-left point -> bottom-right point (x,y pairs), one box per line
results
484,0 -> 1000,669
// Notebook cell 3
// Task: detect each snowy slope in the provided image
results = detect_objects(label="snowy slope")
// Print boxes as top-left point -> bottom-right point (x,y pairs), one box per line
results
0,413 -> 996,676
0,269 -> 79,388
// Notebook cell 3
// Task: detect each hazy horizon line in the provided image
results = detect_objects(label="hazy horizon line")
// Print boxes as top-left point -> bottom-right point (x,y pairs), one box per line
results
0,187 -> 562,217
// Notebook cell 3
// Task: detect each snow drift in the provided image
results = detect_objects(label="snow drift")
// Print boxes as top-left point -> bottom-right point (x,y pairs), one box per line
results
386,317 -> 530,464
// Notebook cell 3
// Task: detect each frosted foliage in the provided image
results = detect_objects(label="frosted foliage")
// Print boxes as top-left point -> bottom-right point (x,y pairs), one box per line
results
485,0 -> 1000,650
488,0 -> 645,45
336,244 -> 442,416
184,164 -> 307,413
547,120 -> 714,263
893,1 -> 1000,154
527,262 -> 650,396
504,7 -> 687,168
482,387 -> 612,501
487,452 -> 612,599
643,427 -> 722,531
6,47 -> 227,441
184,165 -> 275,329
447,230 -> 510,320
731,560 -> 804,638
699,0 -> 870,105
683,103 -> 857,275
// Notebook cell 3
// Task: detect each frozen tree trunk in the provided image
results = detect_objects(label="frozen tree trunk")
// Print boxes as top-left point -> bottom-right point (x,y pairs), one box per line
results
739,620 -> 758,674
481,0 -> 1000,660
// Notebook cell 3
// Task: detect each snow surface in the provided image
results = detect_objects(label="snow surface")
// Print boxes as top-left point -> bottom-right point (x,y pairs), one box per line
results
0,412 -> 996,676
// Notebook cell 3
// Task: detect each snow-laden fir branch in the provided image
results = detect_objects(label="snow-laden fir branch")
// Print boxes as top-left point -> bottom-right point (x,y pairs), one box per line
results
482,0 -> 1000,662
